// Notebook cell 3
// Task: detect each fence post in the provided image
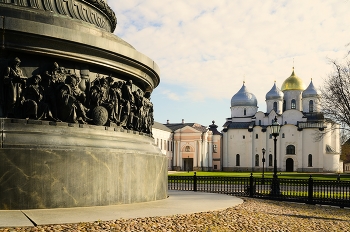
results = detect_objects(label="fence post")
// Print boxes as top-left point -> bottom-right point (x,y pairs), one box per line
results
249,173 -> 254,197
308,175 -> 313,204
193,172 -> 197,192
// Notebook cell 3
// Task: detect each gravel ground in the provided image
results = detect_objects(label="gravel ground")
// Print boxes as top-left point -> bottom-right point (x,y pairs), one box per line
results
1,198 -> 349,232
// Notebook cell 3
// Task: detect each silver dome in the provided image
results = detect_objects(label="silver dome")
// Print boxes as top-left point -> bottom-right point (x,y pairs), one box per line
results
231,83 -> 257,107
266,82 -> 283,100
302,80 -> 319,98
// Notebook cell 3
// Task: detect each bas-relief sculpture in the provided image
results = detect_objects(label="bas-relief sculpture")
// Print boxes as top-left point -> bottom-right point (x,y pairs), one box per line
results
1,57 -> 154,133
0,0 -> 117,32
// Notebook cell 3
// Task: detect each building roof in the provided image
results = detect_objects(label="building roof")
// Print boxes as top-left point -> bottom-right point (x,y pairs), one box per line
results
303,112 -> 324,121
152,121 -> 173,132
208,120 -> 222,135
302,79 -> 319,98
281,68 -> 305,91
226,122 -> 255,129
231,83 -> 257,107
164,123 -> 207,133
266,82 -> 283,100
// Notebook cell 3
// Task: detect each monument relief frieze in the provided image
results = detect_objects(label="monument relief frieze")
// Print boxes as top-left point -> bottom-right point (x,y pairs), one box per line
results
0,0 -> 116,32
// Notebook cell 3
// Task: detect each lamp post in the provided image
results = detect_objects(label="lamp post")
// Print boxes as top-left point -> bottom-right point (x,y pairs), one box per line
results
262,148 -> 266,180
270,116 -> 281,195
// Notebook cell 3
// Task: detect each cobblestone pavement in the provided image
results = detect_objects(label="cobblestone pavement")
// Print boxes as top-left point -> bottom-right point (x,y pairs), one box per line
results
1,198 -> 349,231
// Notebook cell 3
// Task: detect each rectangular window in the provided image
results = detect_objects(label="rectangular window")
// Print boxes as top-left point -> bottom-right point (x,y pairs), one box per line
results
164,140 -> 166,150
214,165 -> 218,169
160,139 -> 162,149
256,134 -> 258,139
167,141 -> 170,151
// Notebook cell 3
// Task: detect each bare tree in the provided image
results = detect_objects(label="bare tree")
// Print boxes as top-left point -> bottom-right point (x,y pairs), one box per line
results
314,59 -> 350,148
320,59 -> 350,130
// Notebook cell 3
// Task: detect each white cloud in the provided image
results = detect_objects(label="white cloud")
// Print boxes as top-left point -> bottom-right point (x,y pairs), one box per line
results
107,0 -> 350,126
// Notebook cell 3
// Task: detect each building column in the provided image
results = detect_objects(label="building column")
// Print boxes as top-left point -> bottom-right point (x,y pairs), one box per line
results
223,132 -> 228,169
208,140 -> 213,168
198,140 -> 202,169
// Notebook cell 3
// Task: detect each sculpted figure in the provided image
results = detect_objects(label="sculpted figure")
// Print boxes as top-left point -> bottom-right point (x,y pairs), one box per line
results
3,57 -> 27,117
57,74 -> 91,123
109,81 -> 123,125
120,80 -> 135,129
42,62 -> 62,119
132,89 -> 144,131
143,92 -> 154,134
22,75 -> 54,120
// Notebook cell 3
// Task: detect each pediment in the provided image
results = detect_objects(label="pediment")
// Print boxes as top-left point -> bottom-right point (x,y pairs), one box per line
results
175,126 -> 201,133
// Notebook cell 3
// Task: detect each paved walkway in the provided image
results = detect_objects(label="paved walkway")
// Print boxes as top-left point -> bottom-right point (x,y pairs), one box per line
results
0,191 -> 243,228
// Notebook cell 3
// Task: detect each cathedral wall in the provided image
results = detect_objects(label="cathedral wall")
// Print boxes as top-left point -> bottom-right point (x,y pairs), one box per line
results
266,100 -> 282,114
226,129 -> 252,169
302,97 -> 321,113
282,110 -> 306,125
283,90 -> 303,111
231,106 -> 257,118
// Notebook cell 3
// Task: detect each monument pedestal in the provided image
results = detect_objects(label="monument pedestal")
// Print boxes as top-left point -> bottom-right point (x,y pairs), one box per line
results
0,119 -> 167,210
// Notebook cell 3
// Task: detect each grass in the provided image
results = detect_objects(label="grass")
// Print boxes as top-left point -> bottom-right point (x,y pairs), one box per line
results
168,171 -> 350,181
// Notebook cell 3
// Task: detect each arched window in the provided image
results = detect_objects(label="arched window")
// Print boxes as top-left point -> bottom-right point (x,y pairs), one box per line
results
255,154 -> 259,166
282,133 -> 285,138
309,100 -> 314,112
236,154 -> 240,166
308,154 -> 313,167
291,99 -> 296,109
243,135 -> 245,139
259,120 -> 261,126
268,154 -> 272,166
256,134 -> 258,139
185,146 -> 190,152
286,145 -> 295,154
244,108 -> 246,115
273,102 -> 278,112
213,144 -> 217,153
269,134 -> 272,139
283,100 -> 286,111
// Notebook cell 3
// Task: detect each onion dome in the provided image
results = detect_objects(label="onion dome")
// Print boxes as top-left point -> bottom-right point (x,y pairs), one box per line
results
302,79 -> 319,98
266,82 -> 283,100
281,68 -> 305,91
231,83 -> 257,107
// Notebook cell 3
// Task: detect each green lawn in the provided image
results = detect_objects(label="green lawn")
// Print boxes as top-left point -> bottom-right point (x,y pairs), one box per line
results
168,171 -> 350,181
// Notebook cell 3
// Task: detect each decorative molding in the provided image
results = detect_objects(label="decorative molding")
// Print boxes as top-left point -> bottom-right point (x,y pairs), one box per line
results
0,0 -> 117,32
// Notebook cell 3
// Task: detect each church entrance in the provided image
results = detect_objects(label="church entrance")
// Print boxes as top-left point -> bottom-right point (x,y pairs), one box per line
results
286,158 -> 294,172
183,158 -> 193,171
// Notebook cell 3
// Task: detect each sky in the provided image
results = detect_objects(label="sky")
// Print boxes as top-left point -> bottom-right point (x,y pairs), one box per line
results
107,0 -> 350,130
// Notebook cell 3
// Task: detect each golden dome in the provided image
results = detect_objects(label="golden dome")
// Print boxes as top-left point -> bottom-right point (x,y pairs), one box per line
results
281,68 -> 305,91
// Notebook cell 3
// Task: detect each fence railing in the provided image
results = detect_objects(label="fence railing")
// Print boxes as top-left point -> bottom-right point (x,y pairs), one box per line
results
168,173 -> 350,208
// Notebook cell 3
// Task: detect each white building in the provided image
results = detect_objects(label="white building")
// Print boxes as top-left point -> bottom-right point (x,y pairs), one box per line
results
152,122 -> 173,170
152,120 -> 223,171
222,68 -> 343,173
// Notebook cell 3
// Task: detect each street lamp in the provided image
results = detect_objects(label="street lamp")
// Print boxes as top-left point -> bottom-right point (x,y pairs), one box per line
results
270,116 -> 281,195
262,148 -> 266,180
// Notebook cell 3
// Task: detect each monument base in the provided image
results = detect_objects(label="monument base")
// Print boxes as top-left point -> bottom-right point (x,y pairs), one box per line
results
0,119 -> 167,210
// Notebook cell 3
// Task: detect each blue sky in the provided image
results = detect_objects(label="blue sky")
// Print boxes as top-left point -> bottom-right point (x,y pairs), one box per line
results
107,0 -> 350,130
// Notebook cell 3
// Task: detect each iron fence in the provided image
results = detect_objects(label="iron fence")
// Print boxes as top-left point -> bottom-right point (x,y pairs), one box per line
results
168,173 -> 350,208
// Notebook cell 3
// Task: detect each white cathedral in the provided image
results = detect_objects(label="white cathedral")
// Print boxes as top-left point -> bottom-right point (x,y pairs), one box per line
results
222,68 -> 343,173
